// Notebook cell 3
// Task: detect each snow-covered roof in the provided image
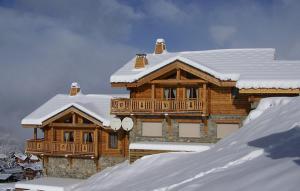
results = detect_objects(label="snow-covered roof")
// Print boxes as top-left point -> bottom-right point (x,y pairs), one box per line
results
21,94 -> 128,127
29,155 -> 39,161
110,48 -> 300,89
24,162 -> 43,171
0,173 -> 12,180
3,167 -> 23,174
129,142 -> 211,152
0,154 -> 7,159
14,153 -> 27,161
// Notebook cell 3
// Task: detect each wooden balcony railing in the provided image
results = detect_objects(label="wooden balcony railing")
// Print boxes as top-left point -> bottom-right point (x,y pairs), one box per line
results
26,139 -> 95,155
111,98 -> 204,114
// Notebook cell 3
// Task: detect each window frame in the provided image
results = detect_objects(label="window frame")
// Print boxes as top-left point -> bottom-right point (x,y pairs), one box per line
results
82,131 -> 94,144
108,132 -> 118,149
63,131 -> 74,143
186,87 -> 199,99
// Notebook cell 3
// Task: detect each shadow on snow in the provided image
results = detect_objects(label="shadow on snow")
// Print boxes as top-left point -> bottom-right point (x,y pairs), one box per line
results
248,126 -> 300,165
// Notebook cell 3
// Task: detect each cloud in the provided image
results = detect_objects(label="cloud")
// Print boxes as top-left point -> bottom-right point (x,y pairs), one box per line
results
143,0 -> 189,24
210,25 -> 237,46
0,1 -> 140,140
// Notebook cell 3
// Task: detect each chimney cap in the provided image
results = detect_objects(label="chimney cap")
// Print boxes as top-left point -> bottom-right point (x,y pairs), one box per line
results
156,38 -> 165,43
136,53 -> 147,57
71,82 -> 80,88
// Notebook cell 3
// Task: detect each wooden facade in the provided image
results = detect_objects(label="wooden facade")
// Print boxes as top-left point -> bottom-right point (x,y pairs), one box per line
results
25,108 -> 129,166
111,59 -> 299,162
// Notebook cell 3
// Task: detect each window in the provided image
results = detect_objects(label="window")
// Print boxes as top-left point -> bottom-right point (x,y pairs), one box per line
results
83,132 -> 93,143
83,118 -> 92,124
179,123 -> 201,138
63,131 -> 74,142
109,133 -> 118,149
142,122 -> 163,137
164,88 -> 176,99
186,87 -> 199,99
64,116 -> 72,123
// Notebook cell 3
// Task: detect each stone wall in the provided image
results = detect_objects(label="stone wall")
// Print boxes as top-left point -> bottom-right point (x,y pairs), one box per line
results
45,156 -> 126,179
130,115 -> 246,144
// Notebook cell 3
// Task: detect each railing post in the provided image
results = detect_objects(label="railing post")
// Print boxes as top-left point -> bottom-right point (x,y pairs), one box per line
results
151,84 -> 155,113
203,83 -> 207,115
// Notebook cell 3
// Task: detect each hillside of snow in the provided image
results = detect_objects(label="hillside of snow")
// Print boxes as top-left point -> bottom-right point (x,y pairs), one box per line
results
74,96 -> 300,191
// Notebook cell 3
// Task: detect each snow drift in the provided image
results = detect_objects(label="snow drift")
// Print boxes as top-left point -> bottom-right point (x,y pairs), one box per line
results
74,96 -> 300,191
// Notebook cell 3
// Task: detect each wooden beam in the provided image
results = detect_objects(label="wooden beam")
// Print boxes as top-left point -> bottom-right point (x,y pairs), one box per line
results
22,124 -> 41,128
151,79 -> 206,84
176,68 -> 180,80
33,128 -> 37,140
94,128 -> 99,158
151,84 -> 155,113
239,88 -> 300,94
51,123 -> 96,128
202,83 -> 207,115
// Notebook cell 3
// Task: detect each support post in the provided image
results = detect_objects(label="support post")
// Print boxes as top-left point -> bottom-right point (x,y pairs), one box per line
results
151,84 -> 155,112
94,127 -> 99,158
202,83 -> 207,115
33,128 -> 37,140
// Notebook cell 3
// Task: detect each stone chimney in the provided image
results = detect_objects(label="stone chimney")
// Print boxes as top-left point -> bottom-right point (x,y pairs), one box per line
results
154,38 -> 166,54
134,54 -> 148,69
69,82 -> 81,96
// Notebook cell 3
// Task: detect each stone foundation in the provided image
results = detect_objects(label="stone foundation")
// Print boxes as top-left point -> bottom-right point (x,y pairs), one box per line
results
130,115 -> 246,144
44,156 -> 126,179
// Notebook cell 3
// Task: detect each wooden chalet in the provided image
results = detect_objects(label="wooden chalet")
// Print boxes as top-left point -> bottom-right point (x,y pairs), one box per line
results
21,83 -> 129,178
110,38 -> 300,162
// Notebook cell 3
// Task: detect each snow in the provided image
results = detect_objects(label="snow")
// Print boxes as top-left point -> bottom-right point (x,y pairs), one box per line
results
156,38 -> 165,43
0,174 -> 12,180
129,142 -> 211,152
71,82 -> 80,88
30,154 -> 39,161
0,154 -> 7,159
21,94 -> 128,127
110,48 -> 300,89
23,162 -> 43,171
244,97 -> 293,125
15,177 -> 82,191
14,153 -> 27,161
74,96 -> 300,191
0,183 -> 14,191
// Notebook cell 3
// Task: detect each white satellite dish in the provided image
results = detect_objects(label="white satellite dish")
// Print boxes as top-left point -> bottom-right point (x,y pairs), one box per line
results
121,117 -> 134,131
110,118 -> 121,131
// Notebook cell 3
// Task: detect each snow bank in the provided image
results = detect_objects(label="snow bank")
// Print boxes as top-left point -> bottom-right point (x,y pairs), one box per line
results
129,142 -> 211,152
244,97 -> 293,125
74,96 -> 300,191
15,177 -> 82,191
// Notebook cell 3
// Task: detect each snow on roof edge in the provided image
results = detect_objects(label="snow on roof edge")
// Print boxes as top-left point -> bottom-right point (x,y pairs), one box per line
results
21,103 -> 111,127
110,56 -> 240,83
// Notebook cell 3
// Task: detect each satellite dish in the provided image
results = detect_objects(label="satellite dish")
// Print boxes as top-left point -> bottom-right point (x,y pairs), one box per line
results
122,117 -> 134,131
110,118 -> 121,131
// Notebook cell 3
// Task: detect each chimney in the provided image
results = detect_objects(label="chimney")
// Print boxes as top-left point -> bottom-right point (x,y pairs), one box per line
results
69,82 -> 81,96
134,54 -> 148,69
154,38 -> 166,54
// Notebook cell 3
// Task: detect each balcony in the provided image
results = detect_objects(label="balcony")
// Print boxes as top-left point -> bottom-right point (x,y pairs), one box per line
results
26,139 -> 95,156
111,98 -> 205,115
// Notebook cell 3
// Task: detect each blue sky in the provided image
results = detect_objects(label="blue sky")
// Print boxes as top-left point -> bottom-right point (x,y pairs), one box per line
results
0,0 -> 299,140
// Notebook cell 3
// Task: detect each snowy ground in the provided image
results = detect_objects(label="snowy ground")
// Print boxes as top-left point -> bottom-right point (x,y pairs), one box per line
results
15,177 -> 82,191
74,96 -> 300,191
0,183 -> 15,191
